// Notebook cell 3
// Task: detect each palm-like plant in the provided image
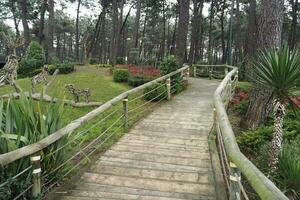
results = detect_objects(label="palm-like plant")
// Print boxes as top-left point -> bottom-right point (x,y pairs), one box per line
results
252,46 -> 300,171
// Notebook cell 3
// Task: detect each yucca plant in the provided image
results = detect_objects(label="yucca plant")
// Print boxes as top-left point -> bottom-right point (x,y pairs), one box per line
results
0,95 -> 65,199
252,46 -> 300,171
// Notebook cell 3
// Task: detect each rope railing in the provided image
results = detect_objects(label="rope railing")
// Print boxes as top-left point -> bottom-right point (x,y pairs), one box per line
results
211,64 -> 288,200
0,64 -> 190,199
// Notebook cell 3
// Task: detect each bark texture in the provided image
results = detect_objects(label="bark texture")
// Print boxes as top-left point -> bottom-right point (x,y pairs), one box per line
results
175,0 -> 190,66
269,101 -> 286,172
245,0 -> 284,129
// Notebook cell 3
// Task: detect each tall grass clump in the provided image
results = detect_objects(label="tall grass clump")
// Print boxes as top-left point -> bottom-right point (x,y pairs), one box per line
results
0,95 -> 65,199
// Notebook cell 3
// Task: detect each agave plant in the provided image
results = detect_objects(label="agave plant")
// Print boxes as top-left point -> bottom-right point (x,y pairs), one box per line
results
252,46 -> 300,171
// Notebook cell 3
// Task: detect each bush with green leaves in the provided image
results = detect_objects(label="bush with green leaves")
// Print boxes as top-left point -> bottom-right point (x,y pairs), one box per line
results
143,83 -> 167,101
94,64 -> 112,68
116,57 -> 125,65
113,69 -> 129,82
254,142 -> 300,199
237,126 -> 273,155
128,75 -> 153,87
89,58 -> 98,64
160,55 -> 179,75
19,41 -> 45,77
49,63 -> 75,74
233,100 -> 249,115
0,96 -> 65,199
276,141 -> 300,199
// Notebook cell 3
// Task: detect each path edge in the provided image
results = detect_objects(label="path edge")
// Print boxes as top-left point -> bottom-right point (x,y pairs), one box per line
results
208,128 -> 228,200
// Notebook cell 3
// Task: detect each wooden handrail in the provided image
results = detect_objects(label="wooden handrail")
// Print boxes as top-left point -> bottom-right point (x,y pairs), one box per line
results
0,65 -> 189,167
213,66 -> 288,200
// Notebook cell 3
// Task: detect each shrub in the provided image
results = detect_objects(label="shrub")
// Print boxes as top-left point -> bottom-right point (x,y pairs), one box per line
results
276,141 -> 300,199
116,57 -> 125,65
232,100 -> 249,115
49,63 -> 75,74
160,55 -> 179,75
128,75 -> 153,87
237,126 -> 273,155
143,83 -> 167,101
19,41 -> 45,77
113,69 -> 129,82
171,75 -> 184,94
89,58 -> 98,64
254,141 -> 300,199
94,64 -> 112,68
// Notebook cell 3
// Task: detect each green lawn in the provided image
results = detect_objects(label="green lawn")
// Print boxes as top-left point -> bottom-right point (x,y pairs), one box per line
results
0,69 -> 132,124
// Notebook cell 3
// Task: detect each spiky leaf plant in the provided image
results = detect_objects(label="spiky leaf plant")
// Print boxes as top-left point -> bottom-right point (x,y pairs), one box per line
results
0,95 -> 65,199
252,46 -> 300,171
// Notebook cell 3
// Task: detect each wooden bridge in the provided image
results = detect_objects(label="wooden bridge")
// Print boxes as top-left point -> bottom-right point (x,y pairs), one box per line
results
0,65 -> 288,200
56,78 -> 219,200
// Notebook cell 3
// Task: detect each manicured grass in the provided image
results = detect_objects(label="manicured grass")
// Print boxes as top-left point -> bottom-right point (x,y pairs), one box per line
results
0,70 -> 131,124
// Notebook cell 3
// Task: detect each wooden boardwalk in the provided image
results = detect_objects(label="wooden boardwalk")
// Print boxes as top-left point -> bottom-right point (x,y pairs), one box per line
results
59,78 -> 220,200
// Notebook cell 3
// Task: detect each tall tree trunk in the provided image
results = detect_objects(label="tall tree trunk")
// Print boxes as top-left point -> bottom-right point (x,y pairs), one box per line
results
56,34 -> 61,60
245,0 -> 284,128
245,0 -> 257,58
188,0 -> 204,64
288,0 -> 298,49
235,0 -> 242,63
110,0 -> 118,65
160,0 -> 166,61
133,0 -> 141,49
175,0 -> 190,66
10,0 -> 20,38
48,0 -> 54,62
18,0 -> 30,48
170,15 -> 178,55
38,0 -> 48,44
208,0 -> 215,64
220,0 -> 226,63
75,0 -> 82,62
117,0 -> 124,58
139,12 -> 147,57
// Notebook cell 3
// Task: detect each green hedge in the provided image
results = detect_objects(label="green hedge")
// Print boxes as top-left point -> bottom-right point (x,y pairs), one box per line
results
113,69 -> 129,82
143,83 -> 167,101
128,75 -> 153,87
49,63 -> 75,74
94,64 -> 112,68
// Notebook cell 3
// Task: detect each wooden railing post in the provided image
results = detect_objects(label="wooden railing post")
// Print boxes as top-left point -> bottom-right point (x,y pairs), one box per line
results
229,162 -> 241,200
123,97 -> 128,128
225,66 -> 229,75
31,153 -> 41,198
194,66 -> 197,77
209,67 -> 213,80
166,78 -> 171,100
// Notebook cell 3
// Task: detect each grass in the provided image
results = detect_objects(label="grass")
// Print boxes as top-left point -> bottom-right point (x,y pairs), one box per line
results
0,66 -> 167,198
0,69 -> 131,124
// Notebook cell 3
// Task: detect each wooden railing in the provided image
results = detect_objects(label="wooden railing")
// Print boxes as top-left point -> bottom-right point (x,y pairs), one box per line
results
0,65 -> 190,199
195,64 -> 288,200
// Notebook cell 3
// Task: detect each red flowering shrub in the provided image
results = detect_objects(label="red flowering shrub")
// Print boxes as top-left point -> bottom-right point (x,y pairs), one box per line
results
230,91 -> 249,105
116,64 -> 160,78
